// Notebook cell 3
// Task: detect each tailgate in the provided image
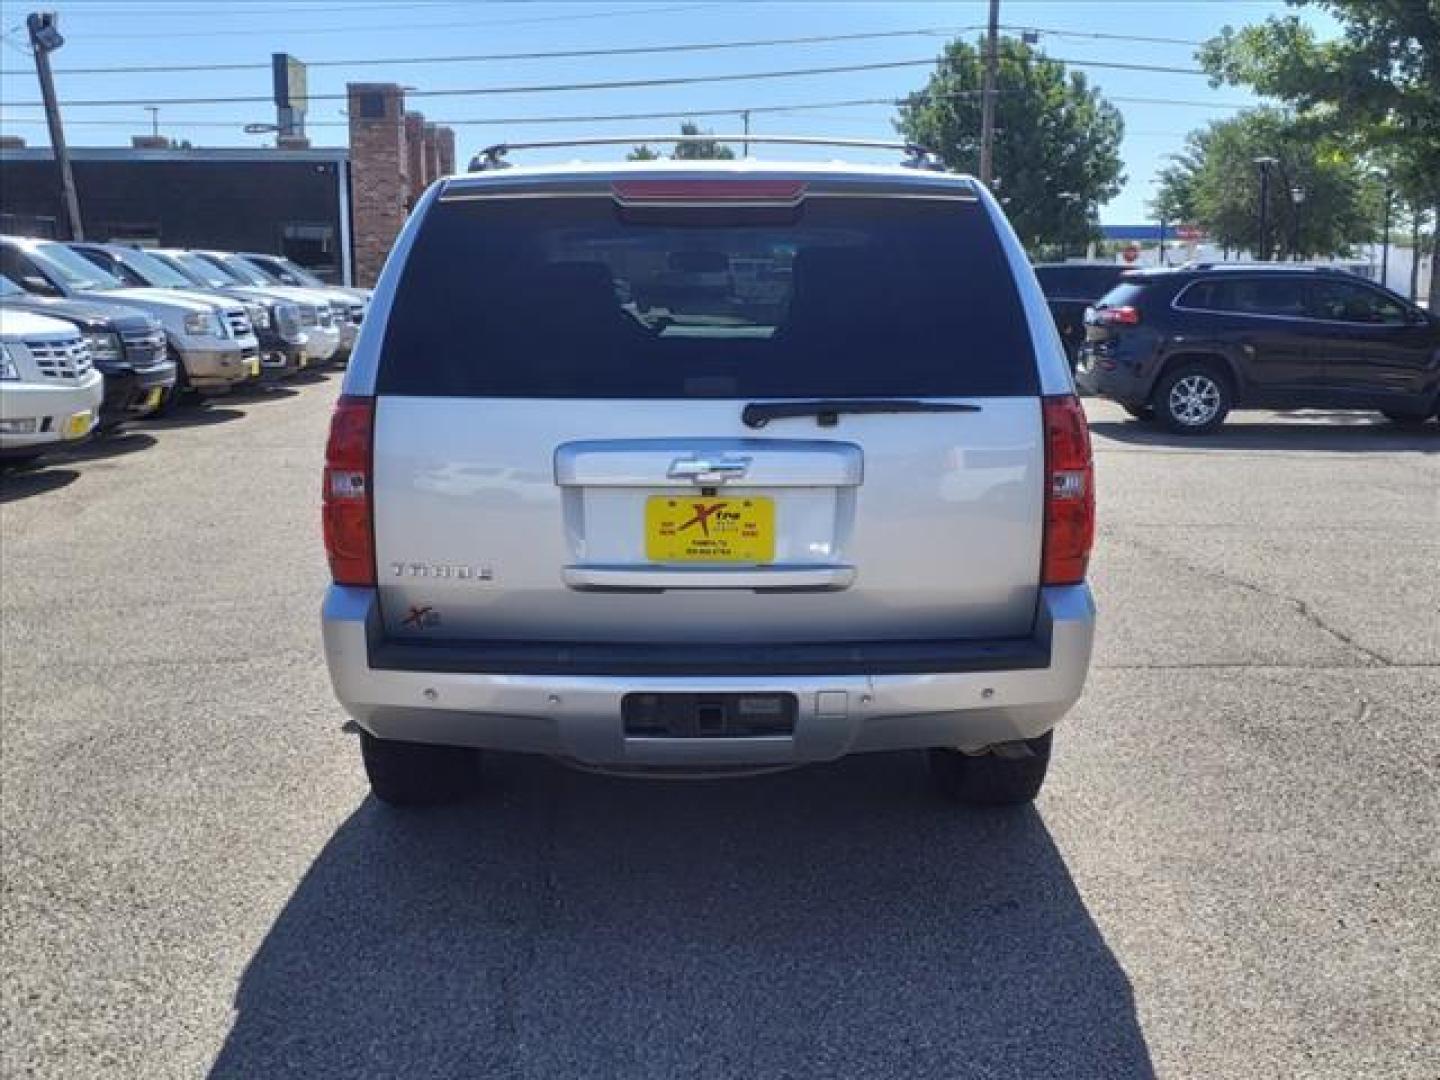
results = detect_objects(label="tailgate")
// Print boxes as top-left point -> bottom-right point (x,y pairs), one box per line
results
372,397 -> 1042,643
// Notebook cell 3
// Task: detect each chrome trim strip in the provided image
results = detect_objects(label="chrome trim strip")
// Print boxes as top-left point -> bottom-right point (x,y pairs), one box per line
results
1169,278 -> 1417,328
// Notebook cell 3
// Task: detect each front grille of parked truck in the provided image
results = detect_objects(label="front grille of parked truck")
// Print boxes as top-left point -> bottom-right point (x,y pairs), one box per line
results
222,308 -> 253,339
120,327 -> 167,365
25,337 -> 93,381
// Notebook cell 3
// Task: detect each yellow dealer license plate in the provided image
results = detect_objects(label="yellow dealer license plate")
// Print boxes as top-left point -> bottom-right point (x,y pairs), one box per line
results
143,387 -> 165,411
645,495 -> 774,563
247,357 -> 261,378
64,411 -> 93,439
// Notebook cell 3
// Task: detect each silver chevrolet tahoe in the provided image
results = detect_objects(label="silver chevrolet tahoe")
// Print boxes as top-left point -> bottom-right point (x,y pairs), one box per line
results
321,145 -> 1096,808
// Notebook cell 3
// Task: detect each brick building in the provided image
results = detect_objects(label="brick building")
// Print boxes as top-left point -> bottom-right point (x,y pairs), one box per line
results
0,83 -> 456,287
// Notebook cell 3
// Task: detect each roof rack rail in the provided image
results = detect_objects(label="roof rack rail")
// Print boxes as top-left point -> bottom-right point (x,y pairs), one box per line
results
467,135 -> 946,173
1178,261 -> 1354,274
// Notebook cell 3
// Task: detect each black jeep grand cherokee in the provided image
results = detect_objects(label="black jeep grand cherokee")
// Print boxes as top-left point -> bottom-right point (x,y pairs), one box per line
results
1077,265 -> 1440,433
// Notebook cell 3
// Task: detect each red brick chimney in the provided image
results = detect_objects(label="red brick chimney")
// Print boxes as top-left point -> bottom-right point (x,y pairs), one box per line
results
403,111 -> 427,206
436,126 -> 456,177
347,83 -> 408,288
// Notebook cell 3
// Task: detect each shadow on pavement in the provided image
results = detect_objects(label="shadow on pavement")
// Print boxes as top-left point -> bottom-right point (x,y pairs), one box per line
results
133,406 -> 244,430
49,431 -> 157,464
224,384 -> 301,404
1091,413 -> 1438,453
210,752 -> 1152,1080
0,466 -> 79,503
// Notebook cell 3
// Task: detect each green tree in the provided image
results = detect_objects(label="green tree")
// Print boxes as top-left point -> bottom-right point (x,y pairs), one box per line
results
896,35 -> 1124,250
628,122 -> 736,162
1150,146 -> 1201,231
1151,108 -> 1379,259
670,121 -> 735,161
1199,1 -> 1440,304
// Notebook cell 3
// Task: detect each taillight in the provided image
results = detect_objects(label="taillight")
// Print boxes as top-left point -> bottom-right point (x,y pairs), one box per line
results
323,394 -> 375,586
1094,305 -> 1141,326
1042,395 -> 1095,586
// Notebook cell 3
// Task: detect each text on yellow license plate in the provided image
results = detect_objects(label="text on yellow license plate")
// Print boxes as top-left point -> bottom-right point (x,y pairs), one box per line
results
645,495 -> 774,563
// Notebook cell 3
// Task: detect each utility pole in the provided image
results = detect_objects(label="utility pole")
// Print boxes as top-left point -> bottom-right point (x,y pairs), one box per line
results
26,12 -> 83,241
978,0 -> 1000,187
742,109 -> 750,158
146,106 -> 159,140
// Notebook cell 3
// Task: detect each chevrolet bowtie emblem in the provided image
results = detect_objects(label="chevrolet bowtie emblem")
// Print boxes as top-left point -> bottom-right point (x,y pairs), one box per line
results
667,456 -> 752,484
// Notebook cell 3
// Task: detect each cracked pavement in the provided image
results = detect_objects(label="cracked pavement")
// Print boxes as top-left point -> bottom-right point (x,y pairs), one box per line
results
2,382 -> 1436,1079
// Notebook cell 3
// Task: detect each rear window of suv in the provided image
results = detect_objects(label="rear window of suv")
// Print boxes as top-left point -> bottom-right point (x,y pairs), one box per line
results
378,194 -> 1038,398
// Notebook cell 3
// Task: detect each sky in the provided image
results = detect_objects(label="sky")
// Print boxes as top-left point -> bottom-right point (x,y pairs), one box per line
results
0,0 -> 1339,224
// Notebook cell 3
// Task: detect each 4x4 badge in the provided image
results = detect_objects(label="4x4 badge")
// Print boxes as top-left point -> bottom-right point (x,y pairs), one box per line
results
401,605 -> 440,630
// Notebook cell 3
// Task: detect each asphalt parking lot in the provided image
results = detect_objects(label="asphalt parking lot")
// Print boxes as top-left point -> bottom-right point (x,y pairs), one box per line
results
1,376 -> 1436,1079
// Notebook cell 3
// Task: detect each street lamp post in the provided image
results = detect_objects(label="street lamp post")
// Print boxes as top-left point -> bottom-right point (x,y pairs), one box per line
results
1290,186 -> 1306,262
1253,156 -> 1279,261
1380,186 -> 1393,288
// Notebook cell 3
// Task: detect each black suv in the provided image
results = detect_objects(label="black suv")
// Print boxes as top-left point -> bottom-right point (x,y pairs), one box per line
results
1076,266 -> 1440,433
1033,263 -> 1132,365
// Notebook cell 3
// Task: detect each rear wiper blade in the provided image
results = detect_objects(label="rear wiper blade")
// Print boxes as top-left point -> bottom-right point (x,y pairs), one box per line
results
742,399 -> 982,429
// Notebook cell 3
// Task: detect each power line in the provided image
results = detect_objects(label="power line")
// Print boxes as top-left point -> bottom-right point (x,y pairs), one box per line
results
22,26 -> 977,77
60,2 -> 721,40
6,22 -> 1200,78
2,54 -> 1211,110
1000,25 -> 1205,47
0,91 -> 1254,133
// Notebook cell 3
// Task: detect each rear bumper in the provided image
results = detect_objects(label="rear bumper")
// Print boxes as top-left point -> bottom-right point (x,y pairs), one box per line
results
321,584 -> 1096,766
1074,341 -> 1157,405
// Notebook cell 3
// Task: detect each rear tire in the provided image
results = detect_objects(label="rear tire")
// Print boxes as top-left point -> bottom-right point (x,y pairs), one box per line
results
928,731 -> 1053,806
360,730 -> 480,806
1153,362 -> 1231,434
1122,404 -> 1155,422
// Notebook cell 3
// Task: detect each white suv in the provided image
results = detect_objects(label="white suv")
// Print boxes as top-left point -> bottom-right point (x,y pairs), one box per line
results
321,148 -> 1096,808
1,309 -> 104,463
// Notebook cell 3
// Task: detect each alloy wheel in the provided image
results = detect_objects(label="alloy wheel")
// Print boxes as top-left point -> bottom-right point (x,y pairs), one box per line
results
1168,374 -> 1222,427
